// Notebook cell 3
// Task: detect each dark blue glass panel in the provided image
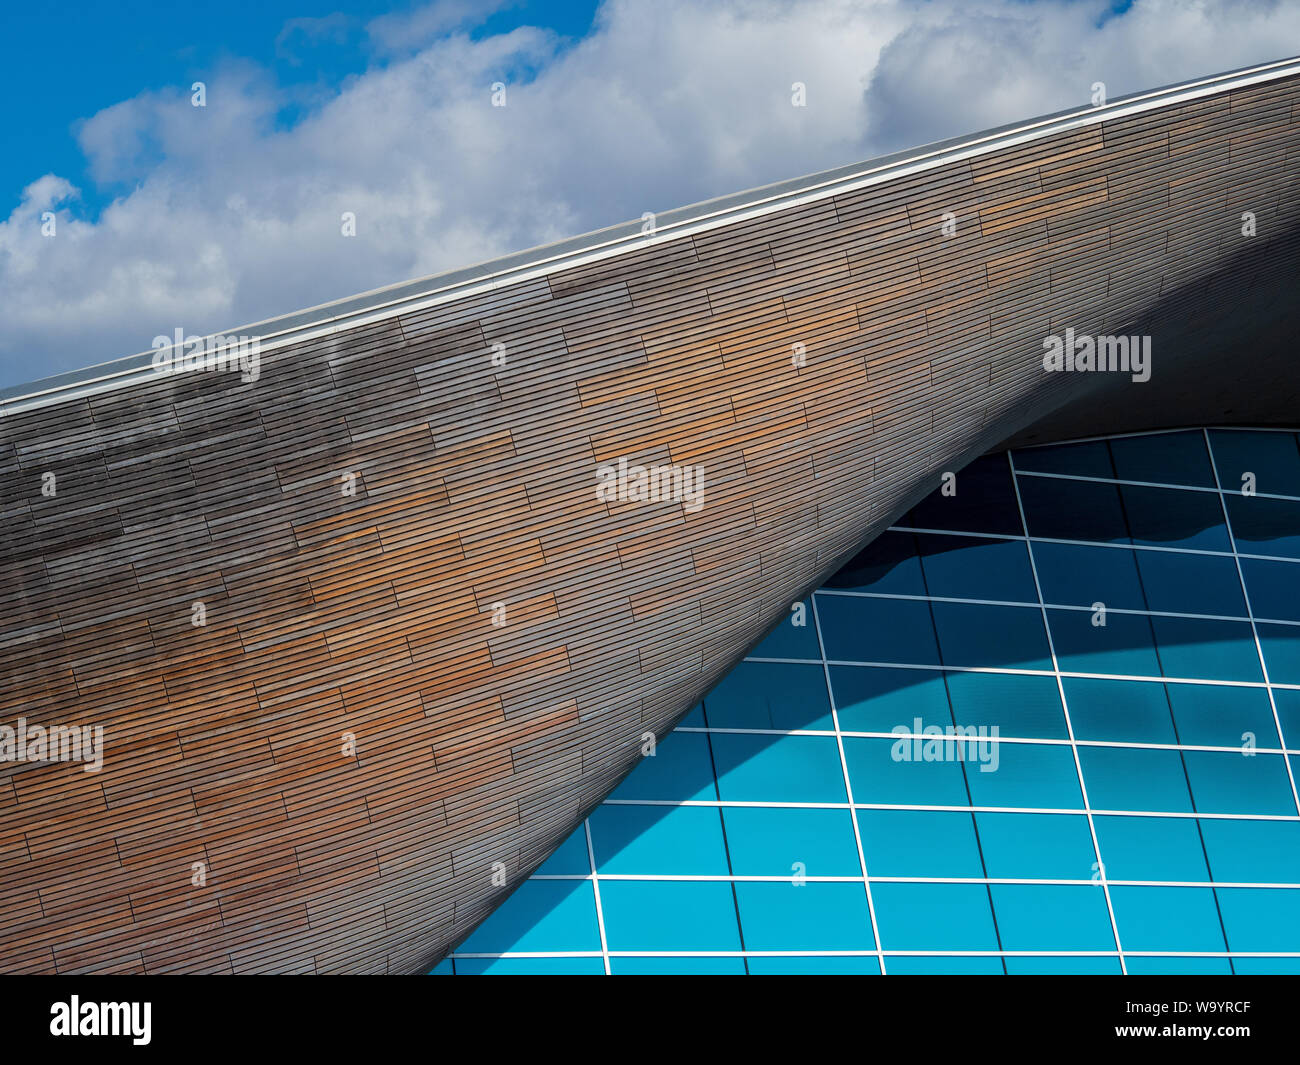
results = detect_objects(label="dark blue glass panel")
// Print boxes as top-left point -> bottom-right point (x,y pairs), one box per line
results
722,807 -> 861,877
702,660 -> 832,731
976,812 -> 1095,879
1120,484 -> 1230,551
1078,746 -> 1193,812
750,598 -> 821,659
599,881 -> 741,952
1018,475 -> 1129,543
589,804 -> 729,876
823,531 -> 923,594
902,454 -> 1023,535
1226,495 -> 1300,559
1209,429 -> 1300,497
1034,541 -> 1145,610
832,665 -> 950,734
1064,677 -> 1175,744
964,742 -> 1083,810
931,602 -> 1051,670
946,670 -> 1067,739
1111,886 -> 1227,951
734,882 -> 875,950
871,883 -> 1000,951
1240,557 -> 1300,622
1258,622 -> 1300,684
916,533 -> 1037,602
1182,751 -> 1297,816
856,810 -> 984,878
1093,815 -> 1210,882
1165,683 -> 1278,749
843,736 -> 971,806
990,884 -> 1116,950
1110,430 -> 1216,488
815,593 -> 939,665
1134,549 -> 1246,617
1013,440 -> 1113,478
1273,688 -> 1300,747
1151,616 -> 1263,683
1048,608 -> 1161,677
711,733 -> 846,803
608,731 -> 718,802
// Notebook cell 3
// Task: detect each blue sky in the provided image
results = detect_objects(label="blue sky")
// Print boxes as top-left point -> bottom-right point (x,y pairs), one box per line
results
3,1 -> 599,219
0,0 -> 1293,389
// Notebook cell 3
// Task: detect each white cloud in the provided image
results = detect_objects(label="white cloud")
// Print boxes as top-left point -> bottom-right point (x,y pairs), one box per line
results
1,0 -> 1296,388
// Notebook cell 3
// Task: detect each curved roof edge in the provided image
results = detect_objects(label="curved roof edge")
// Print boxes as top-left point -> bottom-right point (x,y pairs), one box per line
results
5,54 -> 1299,417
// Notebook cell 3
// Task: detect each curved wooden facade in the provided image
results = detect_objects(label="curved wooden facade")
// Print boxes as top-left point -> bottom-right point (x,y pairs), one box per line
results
2,60 -> 1299,973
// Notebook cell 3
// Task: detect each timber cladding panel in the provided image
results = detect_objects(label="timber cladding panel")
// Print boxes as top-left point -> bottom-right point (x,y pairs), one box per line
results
0,67 -> 1298,973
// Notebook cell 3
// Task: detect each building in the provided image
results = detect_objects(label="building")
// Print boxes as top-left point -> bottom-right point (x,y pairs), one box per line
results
0,58 -> 1298,973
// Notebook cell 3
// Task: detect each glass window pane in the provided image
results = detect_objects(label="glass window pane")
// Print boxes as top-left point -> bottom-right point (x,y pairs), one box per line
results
815,593 -> 939,665
609,731 -> 717,802
611,956 -> 746,975
843,736 -> 970,806
1182,751 -> 1297,816
746,955 -> 880,974
1134,549 -> 1246,617
1064,677 -> 1175,744
703,660 -> 832,731
1048,608 -> 1161,677
750,598 -> 821,658
903,454 -> 1023,535
1093,815 -> 1210,882
916,533 -> 1037,602
589,803 -> 729,876
599,881 -> 740,952
1199,818 -> 1300,883
455,956 -> 606,975
990,884 -> 1116,951
1003,956 -> 1121,974
1034,542 -> 1145,610
1018,475 -> 1130,544
1227,495 -> 1300,560
831,665 -> 950,734
711,732 -> 847,803
1258,622 -> 1300,685
1165,682 -> 1278,749
1151,616 -> 1263,683
1209,429 -> 1300,497
1125,956 -> 1233,974
931,601 -> 1051,671
975,812 -> 1096,880
856,810 -> 984,878
734,882 -> 875,951
1120,484 -> 1230,551
1078,746 -> 1193,812
1217,888 -> 1300,952
1111,886 -> 1227,951
872,883 -> 1000,951
459,879 -> 601,954
1110,430 -> 1216,489
823,531 -> 923,594
965,741 -> 1083,810
946,670 -> 1067,739
722,807 -> 861,877
1013,440 -> 1113,478
1240,557 -> 1300,622
887,956 -> 1004,974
